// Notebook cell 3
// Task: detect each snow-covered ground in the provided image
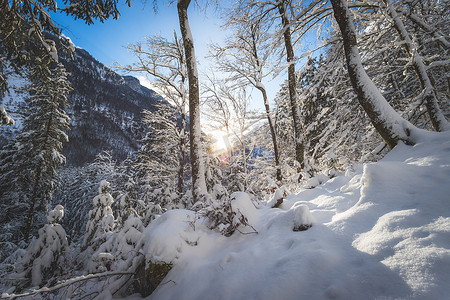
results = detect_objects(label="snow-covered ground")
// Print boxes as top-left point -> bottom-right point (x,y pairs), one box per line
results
136,130 -> 450,300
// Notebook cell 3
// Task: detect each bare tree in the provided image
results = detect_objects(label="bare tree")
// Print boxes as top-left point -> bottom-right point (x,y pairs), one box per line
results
276,0 -> 305,169
210,6 -> 282,181
120,33 -> 188,198
202,76 -> 257,191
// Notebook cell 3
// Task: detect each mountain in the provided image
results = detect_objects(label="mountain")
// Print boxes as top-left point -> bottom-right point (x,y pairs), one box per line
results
0,46 -> 163,166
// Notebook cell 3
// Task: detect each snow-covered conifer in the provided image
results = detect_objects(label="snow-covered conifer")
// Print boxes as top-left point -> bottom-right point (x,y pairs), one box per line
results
11,205 -> 69,289
122,33 -> 190,204
137,199 -> 165,227
0,62 -> 71,242
88,215 -> 144,275
81,180 -> 115,252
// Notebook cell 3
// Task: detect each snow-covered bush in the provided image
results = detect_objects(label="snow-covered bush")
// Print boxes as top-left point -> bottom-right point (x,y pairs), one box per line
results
291,203 -> 313,231
201,191 -> 258,236
137,199 -> 165,227
142,210 -> 199,264
88,215 -> 144,274
139,210 -> 200,296
81,180 -> 115,252
11,205 -> 69,289
115,186 -> 140,227
267,186 -> 290,208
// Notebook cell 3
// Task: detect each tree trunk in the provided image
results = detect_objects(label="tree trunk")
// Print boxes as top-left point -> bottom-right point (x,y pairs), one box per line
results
24,165 -> 42,243
177,0 -> 207,203
277,1 -> 304,169
330,0 -> 417,148
177,111 -> 186,200
258,86 -> 282,182
383,0 -> 448,132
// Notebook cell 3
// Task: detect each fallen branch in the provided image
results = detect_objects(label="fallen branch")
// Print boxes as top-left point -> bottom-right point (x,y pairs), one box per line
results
4,271 -> 134,299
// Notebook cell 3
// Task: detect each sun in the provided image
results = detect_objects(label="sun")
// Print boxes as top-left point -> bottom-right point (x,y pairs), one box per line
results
208,129 -> 232,156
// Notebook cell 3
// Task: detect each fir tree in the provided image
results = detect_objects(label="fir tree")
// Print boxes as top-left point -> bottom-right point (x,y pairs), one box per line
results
0,62 -> 72,243
11,205 -> 69,290
81,180 -> 115,253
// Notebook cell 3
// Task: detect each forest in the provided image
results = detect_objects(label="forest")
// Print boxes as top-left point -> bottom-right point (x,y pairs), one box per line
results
0,0 -> 449,299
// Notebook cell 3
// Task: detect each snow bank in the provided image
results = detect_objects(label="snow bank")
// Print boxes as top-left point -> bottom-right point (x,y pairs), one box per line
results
141,210 -> 202,264
137,131 -> 450,300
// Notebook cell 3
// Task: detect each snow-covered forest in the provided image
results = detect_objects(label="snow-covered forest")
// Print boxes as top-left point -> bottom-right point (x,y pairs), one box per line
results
0,0 -> 449,299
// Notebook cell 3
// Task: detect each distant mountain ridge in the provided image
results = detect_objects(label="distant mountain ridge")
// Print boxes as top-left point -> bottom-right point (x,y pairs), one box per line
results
0,45 -> 163,166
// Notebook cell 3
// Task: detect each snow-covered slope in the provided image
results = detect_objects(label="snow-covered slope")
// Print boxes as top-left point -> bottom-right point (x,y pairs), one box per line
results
138,130 -> 450,300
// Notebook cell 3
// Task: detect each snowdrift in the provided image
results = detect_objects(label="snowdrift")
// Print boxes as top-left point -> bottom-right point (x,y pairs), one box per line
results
137,130 -> 450,300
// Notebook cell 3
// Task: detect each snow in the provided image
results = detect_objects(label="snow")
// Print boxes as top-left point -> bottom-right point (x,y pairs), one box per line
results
141,210 -> 201,264
230,192 -> 259,226
7,206 -> 69,290
0,106 -> 14,125
98,179 -> 111,194
137,130 -> 450,300
47,205 -> 64,223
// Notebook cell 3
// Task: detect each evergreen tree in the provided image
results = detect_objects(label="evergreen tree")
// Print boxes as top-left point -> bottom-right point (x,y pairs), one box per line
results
81,180 -> 115,253
135,105 -> 187,206
122,33 -> 191,205
88,215 -> 144,274
0,62 -> 72,243
11,205 -> 69,290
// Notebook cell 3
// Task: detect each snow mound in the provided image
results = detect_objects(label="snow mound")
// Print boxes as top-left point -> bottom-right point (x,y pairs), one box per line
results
142,210 -> 201,264
305,173 -> 330,188
138,131 -> 450,300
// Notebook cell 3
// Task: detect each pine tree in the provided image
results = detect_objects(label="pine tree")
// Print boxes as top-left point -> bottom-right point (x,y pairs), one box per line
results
0,62 -> 72,243
135,105 -> 187,206
11,205 -> 69,290
122,33 -> 190,205
81,180 -> 115,253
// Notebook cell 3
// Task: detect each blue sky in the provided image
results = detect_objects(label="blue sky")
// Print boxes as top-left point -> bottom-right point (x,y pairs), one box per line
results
50,2 -> 226,69
49,1 -> 323,125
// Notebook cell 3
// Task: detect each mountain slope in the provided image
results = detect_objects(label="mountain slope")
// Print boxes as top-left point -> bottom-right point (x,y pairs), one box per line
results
0,46 -> 163,166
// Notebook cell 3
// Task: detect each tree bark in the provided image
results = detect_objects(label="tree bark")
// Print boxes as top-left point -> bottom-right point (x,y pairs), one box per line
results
330,0 -> 417,148
177,110 -> 186,199
177,0 -> 207,203
383,0 -> 448,132
277,1 -> 305,169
